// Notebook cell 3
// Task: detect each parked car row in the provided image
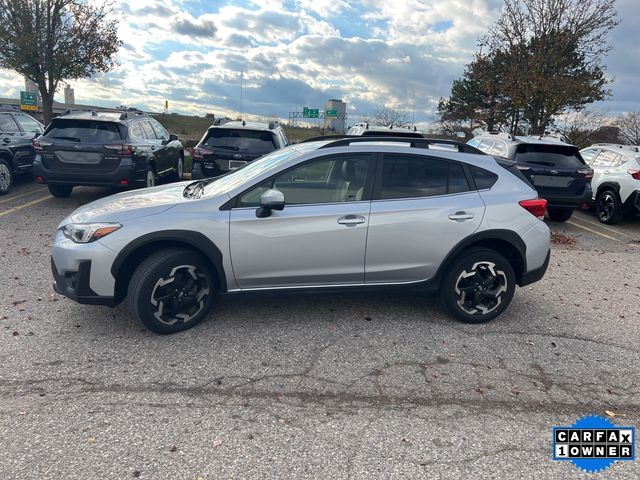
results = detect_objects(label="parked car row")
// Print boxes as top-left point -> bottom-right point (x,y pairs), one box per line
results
468,132 -> 640,225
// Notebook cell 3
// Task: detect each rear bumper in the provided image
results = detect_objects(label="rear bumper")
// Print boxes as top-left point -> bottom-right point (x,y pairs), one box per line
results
541,187 -> 592,209
623,190 -> 640,212
520,249 -> 550,287
191,161 -> 226,179
51,257 -> 117,306
33,156 -> 145,187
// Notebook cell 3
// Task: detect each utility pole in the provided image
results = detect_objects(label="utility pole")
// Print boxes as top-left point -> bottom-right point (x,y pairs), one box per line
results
412,104 -> 416,125
240,69 -> 243,119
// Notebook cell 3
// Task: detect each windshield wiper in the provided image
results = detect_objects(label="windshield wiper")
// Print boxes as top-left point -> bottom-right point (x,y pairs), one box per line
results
53,136 -> 82,142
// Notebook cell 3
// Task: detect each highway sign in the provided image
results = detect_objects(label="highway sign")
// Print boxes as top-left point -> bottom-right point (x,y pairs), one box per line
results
303,107 -> 309,118
20,91 -> 38,111
325,109 -> 338,118
308,109 -> 319,118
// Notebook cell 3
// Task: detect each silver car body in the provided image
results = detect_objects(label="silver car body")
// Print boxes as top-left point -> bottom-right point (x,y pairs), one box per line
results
52,142 -> 550,300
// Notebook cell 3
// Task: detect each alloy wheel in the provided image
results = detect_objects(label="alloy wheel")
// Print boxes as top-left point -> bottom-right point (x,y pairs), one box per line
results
454,261 -> 508,315
597,193 -> 615,222
0,163 -> 11,192
149,265 -> 210,326
146,169 -> 155,187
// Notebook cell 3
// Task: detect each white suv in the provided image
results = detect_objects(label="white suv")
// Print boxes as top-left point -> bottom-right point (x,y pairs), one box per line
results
580,144 -> 640,224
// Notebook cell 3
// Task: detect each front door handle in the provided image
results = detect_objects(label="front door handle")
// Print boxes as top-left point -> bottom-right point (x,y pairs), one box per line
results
338,214 -> 366,226
603,170 -> 611,174
448,211 -> 475,222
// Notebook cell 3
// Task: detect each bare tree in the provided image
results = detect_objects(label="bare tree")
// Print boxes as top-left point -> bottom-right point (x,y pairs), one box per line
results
0,0 -> 121,123
370,107 -> 411,127
553,108 -> 609,148
617,112 -> 640,145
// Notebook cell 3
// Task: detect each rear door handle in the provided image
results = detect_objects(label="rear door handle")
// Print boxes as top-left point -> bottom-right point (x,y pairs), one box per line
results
448,211 -> 475,221
603,170 -> 611,174
338,214 -> 366,226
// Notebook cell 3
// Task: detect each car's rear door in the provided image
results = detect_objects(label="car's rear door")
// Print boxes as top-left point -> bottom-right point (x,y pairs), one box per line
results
229,153 -> 374,288
41,119 -> 125,173
365,153 -> 484,283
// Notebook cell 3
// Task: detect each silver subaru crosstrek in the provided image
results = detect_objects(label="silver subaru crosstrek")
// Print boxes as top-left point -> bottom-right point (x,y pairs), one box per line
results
51,137 -> 551,334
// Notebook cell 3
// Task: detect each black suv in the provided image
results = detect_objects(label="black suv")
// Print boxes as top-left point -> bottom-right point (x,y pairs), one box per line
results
191,120 -> 288,179
468,133 -> 592,222
32,110 -> 184,197
0,108 -> 45,195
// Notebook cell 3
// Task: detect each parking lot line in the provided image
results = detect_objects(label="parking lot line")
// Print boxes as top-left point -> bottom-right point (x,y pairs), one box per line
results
0,195 -> 51,218
0,187 -> 47,206
566,220 -> 620,242
571,213 -> 636,239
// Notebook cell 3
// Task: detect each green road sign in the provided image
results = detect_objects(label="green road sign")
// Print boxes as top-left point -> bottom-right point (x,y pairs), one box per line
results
308,109 -> 319,118
20,91 -> 38,111
303,106 -> 309,118
325,109 -> 338,118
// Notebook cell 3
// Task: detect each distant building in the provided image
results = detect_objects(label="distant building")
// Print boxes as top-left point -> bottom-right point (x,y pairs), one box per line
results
25,78 -> 39,99
64,85 -> 75,105
324,99 -> 347,133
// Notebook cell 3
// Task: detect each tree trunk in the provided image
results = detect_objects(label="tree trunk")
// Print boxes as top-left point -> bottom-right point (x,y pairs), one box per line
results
40,90 -> 54,125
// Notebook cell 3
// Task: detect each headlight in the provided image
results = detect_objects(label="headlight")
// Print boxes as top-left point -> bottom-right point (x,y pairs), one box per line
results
62,223 -> 122,243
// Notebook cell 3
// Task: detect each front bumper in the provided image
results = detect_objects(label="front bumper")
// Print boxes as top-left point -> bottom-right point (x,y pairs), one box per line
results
51,258 -> 117,306
33,156 -> 145,187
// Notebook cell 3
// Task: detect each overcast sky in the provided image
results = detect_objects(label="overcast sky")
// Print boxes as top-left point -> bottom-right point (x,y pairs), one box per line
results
0,0 -> 637,124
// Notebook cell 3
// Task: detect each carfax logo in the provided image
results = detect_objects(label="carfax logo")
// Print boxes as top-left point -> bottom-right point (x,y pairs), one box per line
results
553,415 -> 635,473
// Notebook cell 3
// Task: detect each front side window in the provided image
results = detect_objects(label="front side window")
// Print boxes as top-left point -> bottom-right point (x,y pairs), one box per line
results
14,114 -> 42,133
380,155 -> 467,199
238,155 -> 370,206
0,114 -> 20,133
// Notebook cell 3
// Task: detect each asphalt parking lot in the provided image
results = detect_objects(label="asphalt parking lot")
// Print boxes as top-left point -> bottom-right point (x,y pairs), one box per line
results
1,177 -> 639,479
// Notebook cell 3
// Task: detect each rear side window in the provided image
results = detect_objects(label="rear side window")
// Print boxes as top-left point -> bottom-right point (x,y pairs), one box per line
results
581,148 -> 600,165
140,122 -> 156,140
515,144 -> 586,168
45,120 -> 123,143
0,114 -> 20,133
14,114 -> 43,133
379,155 -> 469,199
130,123 -> 146,139
203,129 -> 277,155
470,166 -> 499,190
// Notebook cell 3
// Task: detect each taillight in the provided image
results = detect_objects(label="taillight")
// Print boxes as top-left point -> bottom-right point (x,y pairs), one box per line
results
191,146 -> 213,161
104,144 -> 134,156
628,169 -> 640,180
519,198 -> 547,219
32,139 -> 52,152
578,168 -> 594,179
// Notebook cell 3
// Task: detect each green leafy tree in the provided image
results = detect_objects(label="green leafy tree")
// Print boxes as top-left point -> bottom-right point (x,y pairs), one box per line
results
0,0 -> 121,123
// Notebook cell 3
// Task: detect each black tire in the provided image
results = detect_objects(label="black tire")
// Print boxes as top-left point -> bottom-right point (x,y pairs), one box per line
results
145,165 -> 156,188
595,189 -> 624,225
0,158 -> 13,195
547,207 -> 573,222
440,247 -> 516,324
48,184 -> 73,198
171,154 -> 184,182
127,248 -> 216,334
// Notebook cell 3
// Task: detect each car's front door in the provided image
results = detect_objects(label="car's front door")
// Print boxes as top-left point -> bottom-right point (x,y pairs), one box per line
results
140,121 -> 169,175
365,153 -> 485,283
229,154 -> 374,288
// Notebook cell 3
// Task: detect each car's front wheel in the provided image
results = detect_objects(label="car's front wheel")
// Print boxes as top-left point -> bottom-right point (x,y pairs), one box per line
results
145,165 -> 156,188
172,154 -> 184,182
127,248 -> 216,334
596,189 -> 624,224
440,248 -> 515,324
547,207 -> 573,222
0,159 -> 13,195
48,184 -> 73,198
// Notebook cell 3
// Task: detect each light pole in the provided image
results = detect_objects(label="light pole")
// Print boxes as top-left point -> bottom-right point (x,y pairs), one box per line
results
240,69 -> 243,119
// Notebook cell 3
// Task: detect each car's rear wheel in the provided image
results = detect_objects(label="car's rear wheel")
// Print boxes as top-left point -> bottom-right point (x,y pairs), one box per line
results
48,184 -> 73,198
172,155 -> 184,182
145,166 -> 156,188
547,207 -> 573,222
0,159 -> 13,195
440,248 -> 515,324
127,248 -> 216,334
596,189 -> 624,224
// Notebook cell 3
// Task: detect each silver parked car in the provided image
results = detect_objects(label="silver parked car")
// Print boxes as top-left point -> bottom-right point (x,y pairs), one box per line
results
51,137 -> 551,334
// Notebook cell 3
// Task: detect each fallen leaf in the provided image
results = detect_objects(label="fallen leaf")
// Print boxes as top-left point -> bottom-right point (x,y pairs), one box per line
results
525,341 -> 535,346
431,372 -> 441,379
87,437 -> 97,444
277,418 -> 286,425
364,316 -> 372,321
212,438 -> 224,448
475,387 -> 485,395
511,386 -> 520,395
170,446 -> 177,452
605,410 -> 616,418
132,471 -> 141,478
400,436 -> 410,444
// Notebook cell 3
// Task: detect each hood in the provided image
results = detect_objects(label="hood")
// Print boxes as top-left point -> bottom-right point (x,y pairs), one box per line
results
68,181 -> 194,224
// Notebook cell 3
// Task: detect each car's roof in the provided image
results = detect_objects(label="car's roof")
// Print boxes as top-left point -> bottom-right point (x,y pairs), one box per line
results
53,110 -> 148,123
582,144 -> 640,156
474,132 -> 576,147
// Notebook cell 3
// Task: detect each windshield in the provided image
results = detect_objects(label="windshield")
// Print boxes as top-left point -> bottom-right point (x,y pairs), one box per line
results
203,142 -> 326,197
203,128 -> 277,155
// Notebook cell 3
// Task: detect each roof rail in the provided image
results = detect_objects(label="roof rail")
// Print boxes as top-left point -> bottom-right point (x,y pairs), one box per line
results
301,135 -> 484,154
486,131 -> 514,141
592,143 -> 639,151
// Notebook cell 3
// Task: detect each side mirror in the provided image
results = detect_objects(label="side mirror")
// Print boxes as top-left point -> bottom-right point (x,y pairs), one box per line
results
256,189 -> 284,218
169,133 -> 178,142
